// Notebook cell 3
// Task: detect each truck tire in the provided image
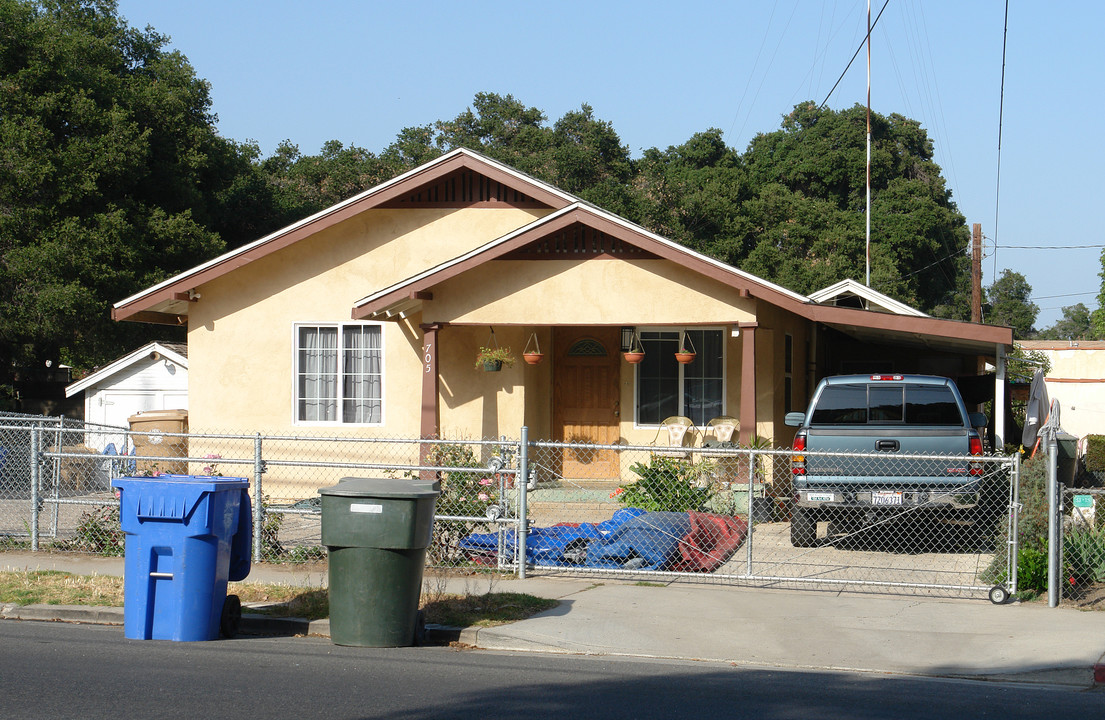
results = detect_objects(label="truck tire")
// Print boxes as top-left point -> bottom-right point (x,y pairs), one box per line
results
790,507 -> 816,547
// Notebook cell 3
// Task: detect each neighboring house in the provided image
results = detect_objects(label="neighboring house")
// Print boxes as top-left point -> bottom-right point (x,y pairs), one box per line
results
1017,340 -> 1105,440
64,341 -> 188,450
111,149 -> 1013,492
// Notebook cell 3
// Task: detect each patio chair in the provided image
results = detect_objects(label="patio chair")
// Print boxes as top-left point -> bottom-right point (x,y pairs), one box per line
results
651,416 -> 698,459
702,416 -> 738,448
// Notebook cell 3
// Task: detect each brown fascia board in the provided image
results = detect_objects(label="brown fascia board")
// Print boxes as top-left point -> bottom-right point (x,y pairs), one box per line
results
113,150 -> 573,323
808,303 -> 1013,346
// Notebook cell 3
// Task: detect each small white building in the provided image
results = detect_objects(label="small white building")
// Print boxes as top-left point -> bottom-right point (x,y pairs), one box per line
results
1017,340 -> 1105,440
65,341 -> 188,450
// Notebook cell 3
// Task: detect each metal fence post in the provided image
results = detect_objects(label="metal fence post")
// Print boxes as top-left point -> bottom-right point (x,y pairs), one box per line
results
29,424 -> 40,552
745,447 -> 754,576
1010,453 -> 1020,595
254,433 -> 263,564
517,426 -> 529,580
1047,433 -> 1059,607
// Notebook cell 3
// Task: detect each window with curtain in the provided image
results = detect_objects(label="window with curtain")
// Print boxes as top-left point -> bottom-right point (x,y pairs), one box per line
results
296,324 -> 382,424
635,328 -> 724,426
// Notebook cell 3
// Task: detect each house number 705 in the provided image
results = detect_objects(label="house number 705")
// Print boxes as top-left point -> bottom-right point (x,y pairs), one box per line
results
423,343 -> 432,373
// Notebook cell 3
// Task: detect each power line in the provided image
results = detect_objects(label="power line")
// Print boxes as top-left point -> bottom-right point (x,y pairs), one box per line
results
992,1 -> 1009,278
996,244 -> 1105,250
819,0 -> 892,108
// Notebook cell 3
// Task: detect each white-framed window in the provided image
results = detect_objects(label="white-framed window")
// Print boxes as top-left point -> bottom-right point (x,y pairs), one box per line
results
294,323 -> 383,425
635,328 -> 725,426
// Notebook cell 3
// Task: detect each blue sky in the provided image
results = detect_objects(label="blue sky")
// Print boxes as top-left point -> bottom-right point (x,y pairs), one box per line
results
116,0 -> 1102,329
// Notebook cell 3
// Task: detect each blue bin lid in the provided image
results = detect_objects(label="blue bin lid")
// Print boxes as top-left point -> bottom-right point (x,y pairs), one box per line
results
112,475 -> 249,492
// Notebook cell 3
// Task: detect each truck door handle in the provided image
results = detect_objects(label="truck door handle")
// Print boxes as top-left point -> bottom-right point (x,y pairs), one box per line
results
876,439 -> 900,452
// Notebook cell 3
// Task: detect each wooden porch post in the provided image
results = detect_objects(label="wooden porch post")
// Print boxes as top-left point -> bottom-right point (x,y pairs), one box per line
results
739,322 -> 758,445
420,323 -> 443,481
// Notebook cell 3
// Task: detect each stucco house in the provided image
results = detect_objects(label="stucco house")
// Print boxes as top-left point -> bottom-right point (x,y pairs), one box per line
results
111,149 -> 1013,489
1017,340 -> 1105,440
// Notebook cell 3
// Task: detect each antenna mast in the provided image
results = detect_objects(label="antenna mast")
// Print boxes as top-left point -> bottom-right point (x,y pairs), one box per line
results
865,0 -> 872,287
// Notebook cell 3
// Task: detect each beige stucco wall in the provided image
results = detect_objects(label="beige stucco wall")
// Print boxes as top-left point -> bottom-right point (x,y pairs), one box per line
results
424,260 -> 756,325
186,207 -> 547,435
1018,342 -> 1105,439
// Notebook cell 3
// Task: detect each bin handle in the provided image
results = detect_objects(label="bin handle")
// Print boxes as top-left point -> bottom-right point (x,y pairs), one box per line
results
149,572 -> 174,579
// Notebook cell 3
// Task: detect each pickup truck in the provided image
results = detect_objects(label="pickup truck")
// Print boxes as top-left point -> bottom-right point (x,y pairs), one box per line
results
784,374 -> 987,547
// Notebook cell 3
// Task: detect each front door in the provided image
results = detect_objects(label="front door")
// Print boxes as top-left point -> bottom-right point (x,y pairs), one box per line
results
554,327 -> 621,479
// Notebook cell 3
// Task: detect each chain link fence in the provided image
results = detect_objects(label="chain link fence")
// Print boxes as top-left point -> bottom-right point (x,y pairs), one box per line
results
1061,486 -> 1105,605
2,413 -> 1019,599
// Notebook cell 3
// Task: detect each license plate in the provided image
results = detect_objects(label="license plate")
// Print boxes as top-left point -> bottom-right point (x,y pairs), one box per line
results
807,492 -> 835,502
871,491 -> 903,506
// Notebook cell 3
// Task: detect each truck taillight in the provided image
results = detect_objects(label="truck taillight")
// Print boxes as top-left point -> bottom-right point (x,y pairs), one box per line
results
791,432 -> 806,475
870,374 -> 904,381
969,434 -> 983,476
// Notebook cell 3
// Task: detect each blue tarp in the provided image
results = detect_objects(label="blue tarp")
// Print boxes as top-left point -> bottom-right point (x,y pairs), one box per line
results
459,507 -> 647,565
583,511 -> 692,570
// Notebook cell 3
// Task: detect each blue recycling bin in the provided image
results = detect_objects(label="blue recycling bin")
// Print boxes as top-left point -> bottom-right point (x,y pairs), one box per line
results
111,475 -> 252,641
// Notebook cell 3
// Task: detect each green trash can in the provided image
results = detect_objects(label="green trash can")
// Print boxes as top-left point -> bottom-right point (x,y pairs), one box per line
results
320,477 -> 440,647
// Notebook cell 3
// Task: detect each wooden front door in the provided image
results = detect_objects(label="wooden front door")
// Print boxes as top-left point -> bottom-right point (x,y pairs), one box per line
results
554,327 -> 621,479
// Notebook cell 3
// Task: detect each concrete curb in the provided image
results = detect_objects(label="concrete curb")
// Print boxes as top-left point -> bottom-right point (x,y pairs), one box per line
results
2,604 -> 1101,688
0,604 -> 468,647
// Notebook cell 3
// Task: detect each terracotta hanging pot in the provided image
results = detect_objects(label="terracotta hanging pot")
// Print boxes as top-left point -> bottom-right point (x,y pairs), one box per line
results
623,351 -> 645,364
522,332 -> 544,365
675,352 -> 696,364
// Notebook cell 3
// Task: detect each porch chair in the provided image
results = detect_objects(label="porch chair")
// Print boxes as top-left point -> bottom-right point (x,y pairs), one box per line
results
651,416 -> 698,459
702,416 -> 738,448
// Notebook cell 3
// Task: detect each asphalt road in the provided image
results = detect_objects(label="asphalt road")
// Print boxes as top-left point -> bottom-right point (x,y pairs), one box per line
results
1,622 -> 1100,719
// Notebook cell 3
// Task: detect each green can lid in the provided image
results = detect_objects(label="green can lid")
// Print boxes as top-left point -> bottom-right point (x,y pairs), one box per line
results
319,476 -> 440,499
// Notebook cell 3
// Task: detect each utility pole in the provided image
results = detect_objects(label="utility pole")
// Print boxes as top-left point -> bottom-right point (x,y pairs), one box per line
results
971,223 -> 983,323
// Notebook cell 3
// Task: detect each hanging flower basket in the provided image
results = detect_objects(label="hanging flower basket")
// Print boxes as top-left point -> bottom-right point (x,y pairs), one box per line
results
675,331 -> 696,364
475,327 -> 514,371
623,330 -> 645,364
522,332 -> 544,365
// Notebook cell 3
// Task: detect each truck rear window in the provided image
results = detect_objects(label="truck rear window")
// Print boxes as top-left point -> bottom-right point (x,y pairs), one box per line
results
810,384 -> 963,425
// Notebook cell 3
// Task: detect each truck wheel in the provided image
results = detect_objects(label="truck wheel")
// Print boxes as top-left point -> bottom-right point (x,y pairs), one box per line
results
790,507 -> 816,547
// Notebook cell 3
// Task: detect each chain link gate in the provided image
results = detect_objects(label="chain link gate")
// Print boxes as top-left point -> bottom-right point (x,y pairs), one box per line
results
518,439 -> 1017,599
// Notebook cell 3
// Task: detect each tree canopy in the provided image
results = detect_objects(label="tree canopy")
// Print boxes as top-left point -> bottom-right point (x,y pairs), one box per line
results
985,270 -> 1038,339
0,0 -> 258,382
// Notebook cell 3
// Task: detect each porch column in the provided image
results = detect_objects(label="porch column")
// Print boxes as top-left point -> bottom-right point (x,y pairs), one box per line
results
420,323 -> 443,481
738,322 -> 758,445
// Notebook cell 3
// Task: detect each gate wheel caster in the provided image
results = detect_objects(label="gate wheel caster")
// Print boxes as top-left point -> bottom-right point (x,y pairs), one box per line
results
988,585 -> 1010,605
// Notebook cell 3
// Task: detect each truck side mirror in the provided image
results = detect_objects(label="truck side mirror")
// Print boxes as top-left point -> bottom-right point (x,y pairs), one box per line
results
968,411 -> 987,429
785,412 -> 806,427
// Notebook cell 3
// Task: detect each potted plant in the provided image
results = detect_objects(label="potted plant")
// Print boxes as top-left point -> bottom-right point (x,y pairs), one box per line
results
675,332 -> 696,364
522,332 -> 544,365
623,331 -> 645,364
475,345 -> 514,371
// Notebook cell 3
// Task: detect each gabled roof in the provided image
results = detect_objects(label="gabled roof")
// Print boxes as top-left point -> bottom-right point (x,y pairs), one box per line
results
65,342 -> 188,398
353,202 -> 1013,354
808,279 -> 928,317
353,202 -> 810,320
112,148 -> 579,325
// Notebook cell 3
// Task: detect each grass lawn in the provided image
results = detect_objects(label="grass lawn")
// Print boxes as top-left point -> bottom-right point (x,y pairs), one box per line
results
0,570 -> 557,627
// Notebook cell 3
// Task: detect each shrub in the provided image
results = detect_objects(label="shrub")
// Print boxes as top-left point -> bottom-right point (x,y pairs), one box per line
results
612,457 -> 717,512
1064,527 -> 1105,584
1083,435 -> 1105,473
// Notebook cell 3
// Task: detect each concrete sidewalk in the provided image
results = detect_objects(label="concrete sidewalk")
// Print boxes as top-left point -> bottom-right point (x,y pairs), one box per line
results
2,552 -> 1104,689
